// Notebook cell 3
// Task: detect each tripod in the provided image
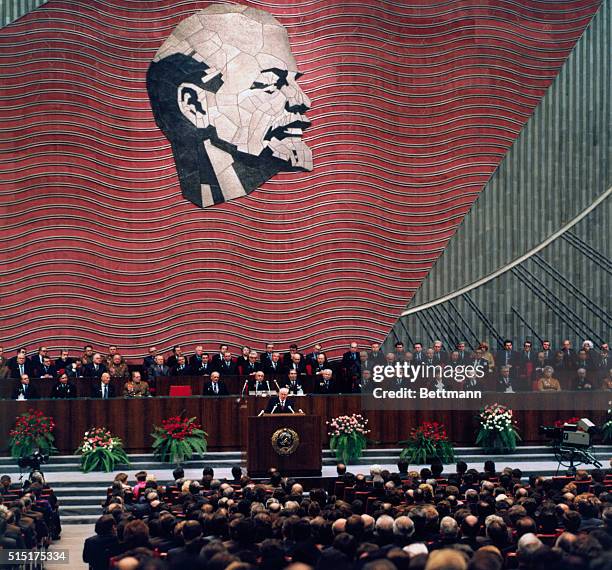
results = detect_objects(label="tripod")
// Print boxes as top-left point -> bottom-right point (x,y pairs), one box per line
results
554,444 -> 602,476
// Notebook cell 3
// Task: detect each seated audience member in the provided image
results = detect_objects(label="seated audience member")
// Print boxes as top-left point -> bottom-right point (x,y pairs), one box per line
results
203,371 -> 229,396
249,370 -> 271,394
189,345 -> 206,372
83,353 -> 107,380
286,353 -> 306,376
37,356 -> 57,380
358,369 -> 375,393
81,344 -> 94,364
82,514 -> 120,570
29,345 -> 49,375
105,345 -> 119,367
536,366 -> 561,392
166,345 -> 183,369
171,355 -> 192,376
240,350 -> 261,378
496,365 -> 516,393
315,368 -> 337,394
575,367 -> 594,390
576,349 -> 594,371
107,353 -> 129,382
263,351 -> 284,376
448,351 -> 462,368
50,373 -> 78,399
143,346 -> 157,370
123,371 -> 150,398
367,342 -> 386,365
8,352 -> 33,379
147,354 -> 171,381
429,372 -> 449,392
92,372 -> 115,399
478,341 -> 496,371
54,349 -> 74,373
597,343 -> 609,376
216,351 -> 237,377
264,387 -> 297,414
12,374 -> 39,400
359,350 -> 376,373
283,369 -> 304,395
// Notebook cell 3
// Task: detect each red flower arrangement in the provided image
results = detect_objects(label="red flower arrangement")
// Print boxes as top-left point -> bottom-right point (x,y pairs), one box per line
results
399,421 -> 455,464
151,415 -> 208,464
8,409 -> 57,459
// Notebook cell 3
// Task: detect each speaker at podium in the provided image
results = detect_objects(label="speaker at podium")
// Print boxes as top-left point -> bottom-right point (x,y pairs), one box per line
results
247,413 -> 322,477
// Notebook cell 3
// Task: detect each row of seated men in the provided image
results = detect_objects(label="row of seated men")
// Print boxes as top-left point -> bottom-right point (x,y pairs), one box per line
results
0,472 -> 61,549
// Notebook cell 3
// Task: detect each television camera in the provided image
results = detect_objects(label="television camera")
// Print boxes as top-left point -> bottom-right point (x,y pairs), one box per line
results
539,418 -> 602,476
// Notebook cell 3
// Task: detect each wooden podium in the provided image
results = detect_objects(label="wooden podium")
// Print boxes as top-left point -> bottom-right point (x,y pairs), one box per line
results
247,414 -> 321,477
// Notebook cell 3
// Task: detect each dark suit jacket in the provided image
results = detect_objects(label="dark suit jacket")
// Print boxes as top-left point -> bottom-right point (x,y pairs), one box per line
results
263,360 -> 285,376
283,380 -> 304,394
50,382 -> 78,399
264,396 -> 297,414
83,362 -> 107,380
147,364 -> 171,380
315,378 -> 337,394
203,380 -> 229,396
240,361 -> 261,377
91,383 -> 116,398
216,359 -> 238,376
8,360 -> 34,379
171,365 -> 193,377
37,364 -> 57,379
54,357 -> 74,373
82,534 -> 121,570
367,351 -> 386,365
12,383 -> 39,400
496,350 -> 520,371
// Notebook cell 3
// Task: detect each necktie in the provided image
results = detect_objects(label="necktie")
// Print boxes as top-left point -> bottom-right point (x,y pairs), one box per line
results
19,365 -> 24,375
214,383 -> 218,394
103,385 -> 107,399
23,385 -> 27,397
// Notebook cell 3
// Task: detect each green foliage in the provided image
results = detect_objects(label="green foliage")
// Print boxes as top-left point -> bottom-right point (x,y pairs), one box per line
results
329,431 -> 367,464
75,427 -> 130,473
151,416 -> 208,465
8,409 -> 57,459
476,404 -> 521,453
399,422 -> 455,465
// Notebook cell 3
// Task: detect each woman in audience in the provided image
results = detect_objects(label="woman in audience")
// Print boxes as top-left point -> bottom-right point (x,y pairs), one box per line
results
536,366 -> 561,392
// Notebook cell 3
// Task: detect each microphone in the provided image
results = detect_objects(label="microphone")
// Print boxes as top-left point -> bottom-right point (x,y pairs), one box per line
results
287,405 -> 295,414
257,409 -> 265,417
240,379 -> 249,398
270,404 -> 278,414
273,379 -> 281,392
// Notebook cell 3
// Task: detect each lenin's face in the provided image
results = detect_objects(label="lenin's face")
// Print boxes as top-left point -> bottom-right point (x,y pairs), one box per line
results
149,4 -> 312,207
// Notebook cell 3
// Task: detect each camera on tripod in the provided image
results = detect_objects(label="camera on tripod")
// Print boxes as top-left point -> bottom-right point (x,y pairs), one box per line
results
17,450 -> 49,473
539,418 -> 601,475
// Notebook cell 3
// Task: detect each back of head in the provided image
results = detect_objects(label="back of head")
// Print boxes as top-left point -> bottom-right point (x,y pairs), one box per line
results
425,549 -> 467,570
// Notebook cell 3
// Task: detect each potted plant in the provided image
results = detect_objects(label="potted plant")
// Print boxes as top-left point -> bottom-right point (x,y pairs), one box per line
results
151,415 -> 208,465
327,414 -> 370,464
8,409 -> 57,459
399,421 -> 455,464
75,427 -> 130,472
476,403 -> 521,453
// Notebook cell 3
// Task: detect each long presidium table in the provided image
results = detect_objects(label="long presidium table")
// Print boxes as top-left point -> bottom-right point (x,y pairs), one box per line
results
0,392 -> 606,454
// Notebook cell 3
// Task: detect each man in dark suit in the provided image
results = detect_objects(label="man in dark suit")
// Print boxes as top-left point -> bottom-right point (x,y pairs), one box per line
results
83,353 -> 107,380
412,342 -> 424,364
171,355 -> 192,377
311,353 -> 329,376
559,339 -> 576,369
263,352 -> 284,376
367,342 -> 386,366
12,375 -> 39,400
216,351 -> 237,377
54,349 -> 74,373
496,366 -> 516,393
259,343 -> 276,367
8,353 -> 34,380
283,344 -> 302,366
189,345 -> 207,373
82,514 -> 120,570
211,344 -> 229,368
50,373 -> 78,399
29,345 -> 49,377
496,340 -> 519,376
240,351 -> 261,378
432,340 -> 448,365
455,341 -> 469,365
147,354 -> 171,381
283,369 -> 304,395
315,369 -> 337,394
143,346 -> 157,370
540,340 -> 554,366
38,356 -> 57,380
91,373 -> 115,399
203,371 -> 229,396
264,387 -> 297,414
248,370 -> 271,394
305,343 -> 323,366
285,353 -> 306,377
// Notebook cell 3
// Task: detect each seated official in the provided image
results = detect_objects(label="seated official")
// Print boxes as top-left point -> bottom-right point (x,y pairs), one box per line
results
311,352 -> 329,376
240,350 -> 261,378
575,368 -> 594,390
263,352 -> 284,377
123,371 -> 150,398
50,373 -> 78,399
536,366 -> 561,392
92,372 -> 116,399
216,351 -> 237,377
248,371 -> 272,395
107,354 -> 129,382
83,353 -> 107,381
171,355 -> 192,377
8,353 -> 33,380
601,369 -> 612,390
147,354 -> 171,381
315,369 -> 337,393
192,352 -> 214,376
496,365 -> 516,393
12,374 -> 39,400
37,356 -> 57,380
203,371 -> 229,396
264,387 -> 297,414
283,369 -> 304,395
286,353 -> 307,376
54,349 -> 74,373
428,373 -> 450,392
356,369 -> 375,393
